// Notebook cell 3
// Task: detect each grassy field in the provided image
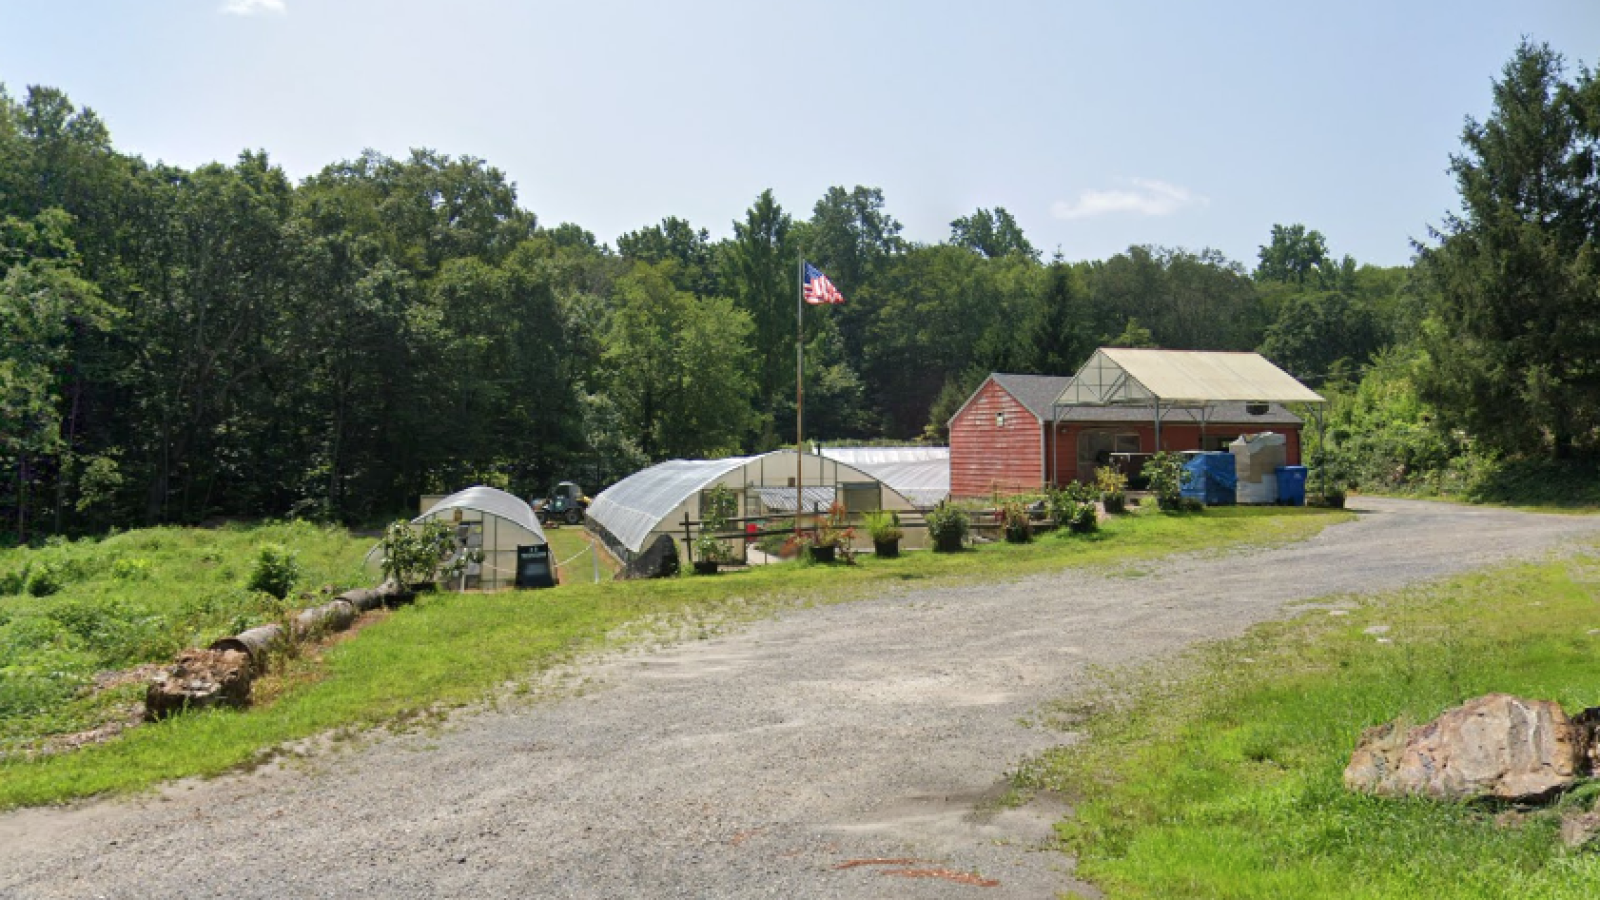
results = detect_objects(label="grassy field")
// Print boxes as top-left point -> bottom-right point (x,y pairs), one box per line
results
0,505 -> 1347,809
1023,541 -> 1600,899
0,522 -> 374,751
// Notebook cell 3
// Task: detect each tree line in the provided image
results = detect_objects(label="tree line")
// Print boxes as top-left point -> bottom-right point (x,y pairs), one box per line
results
3,38 -> 1593,536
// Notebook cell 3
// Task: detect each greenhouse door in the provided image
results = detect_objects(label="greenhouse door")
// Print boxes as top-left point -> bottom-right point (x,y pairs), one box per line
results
1078,431 -> 1139,483
840,482 -> 880,513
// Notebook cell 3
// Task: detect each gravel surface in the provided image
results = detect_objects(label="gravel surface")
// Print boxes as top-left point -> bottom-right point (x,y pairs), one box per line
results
3,498 -> 1599,899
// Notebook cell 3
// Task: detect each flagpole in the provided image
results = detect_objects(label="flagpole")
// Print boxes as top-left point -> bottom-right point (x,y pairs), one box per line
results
795,252 -> 804,533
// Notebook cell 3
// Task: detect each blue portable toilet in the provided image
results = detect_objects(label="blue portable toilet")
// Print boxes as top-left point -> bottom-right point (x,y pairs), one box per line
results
1181,452 -> 1238,506
1275,465 -> 1308,506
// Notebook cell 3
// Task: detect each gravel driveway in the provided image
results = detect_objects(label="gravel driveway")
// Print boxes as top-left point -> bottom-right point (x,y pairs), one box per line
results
3,498 -> 1599,899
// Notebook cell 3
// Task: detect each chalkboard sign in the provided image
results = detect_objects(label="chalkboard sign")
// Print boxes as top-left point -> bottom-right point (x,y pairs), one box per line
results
516,544 -> 555,589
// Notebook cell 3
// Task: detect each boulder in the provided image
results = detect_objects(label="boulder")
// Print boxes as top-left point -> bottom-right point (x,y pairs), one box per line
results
145,648 -> 252,721
1344,693 -> 1584,802
1561,808 -> 1600,850
618,533 -> 680,580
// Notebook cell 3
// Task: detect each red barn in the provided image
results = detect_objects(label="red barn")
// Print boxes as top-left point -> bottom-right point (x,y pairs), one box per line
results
949,353 -> 1319,498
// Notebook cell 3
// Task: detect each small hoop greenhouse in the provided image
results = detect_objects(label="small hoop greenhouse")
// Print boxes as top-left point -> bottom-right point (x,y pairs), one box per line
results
367,486 -> 552,591
587,450 -> 921,566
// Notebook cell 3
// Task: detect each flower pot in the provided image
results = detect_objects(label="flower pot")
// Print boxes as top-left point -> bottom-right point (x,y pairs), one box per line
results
933,533 -> 963,553
873,538 -> 900,559
692,560 -> 720,575
808,544 -> 837,563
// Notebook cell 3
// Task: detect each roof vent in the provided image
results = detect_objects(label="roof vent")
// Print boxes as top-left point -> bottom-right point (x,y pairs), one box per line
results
1245,402 -> 1269,416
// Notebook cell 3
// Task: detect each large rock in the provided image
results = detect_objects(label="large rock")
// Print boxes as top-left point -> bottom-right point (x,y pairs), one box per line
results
618,533 -> 680,580
145,649 -> 253,721
1345,694 -> 1584,802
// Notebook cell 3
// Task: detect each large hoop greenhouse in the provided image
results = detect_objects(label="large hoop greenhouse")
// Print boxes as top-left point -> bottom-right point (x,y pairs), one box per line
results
587,449 -> 922,566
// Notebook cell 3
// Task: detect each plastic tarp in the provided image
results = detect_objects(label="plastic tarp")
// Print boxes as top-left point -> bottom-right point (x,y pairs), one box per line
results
587,456 -> 755,554
819,447 -> 950,509
1181,453 -> 1238,506
1231,433 -> 1287,504
1056,349 -> 1326,407
415,485 -> 547,544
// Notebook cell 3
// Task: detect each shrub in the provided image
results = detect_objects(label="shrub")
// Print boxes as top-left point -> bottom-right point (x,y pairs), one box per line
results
110,556 -> 153,581
25,564 -> 63,598
379,520 -> 457,586
1094,467 -> 1129,514
246,544 -> 301,600
927,501 -> 969,551
1002,498 -> 1032,543
695,485 -> 739,564
1145,452 -> 1186,511
0,563 -> 30,597
1067,501 -> 1100,534
862,510 -> 903,543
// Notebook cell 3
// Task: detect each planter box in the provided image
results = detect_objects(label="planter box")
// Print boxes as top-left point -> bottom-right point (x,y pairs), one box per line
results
692,560 -> 720,575
933,533 -> 964,553
808,544 -> 837,563
873,539 -> 900,559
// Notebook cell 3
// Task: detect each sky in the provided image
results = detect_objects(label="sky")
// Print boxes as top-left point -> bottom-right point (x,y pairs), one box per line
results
2,1 -> 1597,268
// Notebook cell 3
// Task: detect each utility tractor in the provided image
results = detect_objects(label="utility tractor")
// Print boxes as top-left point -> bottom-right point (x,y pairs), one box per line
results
533,481 -> 590,527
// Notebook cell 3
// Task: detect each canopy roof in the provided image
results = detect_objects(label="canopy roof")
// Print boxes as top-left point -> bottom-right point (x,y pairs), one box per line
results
416,485 -> 547,544
1054,349 -> 1325,407
588,456 -> 755,554
819,447 -> 950,508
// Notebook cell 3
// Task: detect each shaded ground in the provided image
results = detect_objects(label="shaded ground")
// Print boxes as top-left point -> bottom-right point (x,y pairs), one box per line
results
3,499 -> 1597,899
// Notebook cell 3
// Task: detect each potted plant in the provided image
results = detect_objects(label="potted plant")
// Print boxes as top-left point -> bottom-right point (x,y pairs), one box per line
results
1001,498 -> 1032,543
1094,466 -> 1129,515
691,532 -> 724,574
807,501 -> 856,563
863,510 -> 904,558
693,485 -> 738,574
927,500 -> 969,553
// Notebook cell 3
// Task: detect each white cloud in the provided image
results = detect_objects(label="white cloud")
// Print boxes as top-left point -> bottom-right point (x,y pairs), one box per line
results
221,0 -> 286,16
1051,178 -> 1208,220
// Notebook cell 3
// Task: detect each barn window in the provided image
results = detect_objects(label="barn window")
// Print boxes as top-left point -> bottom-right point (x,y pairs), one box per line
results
995,411 -> 1005,428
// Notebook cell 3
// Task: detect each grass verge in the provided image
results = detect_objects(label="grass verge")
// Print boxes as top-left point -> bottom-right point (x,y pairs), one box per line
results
0,506 -> 1347,809
1021,541 -> 1600,899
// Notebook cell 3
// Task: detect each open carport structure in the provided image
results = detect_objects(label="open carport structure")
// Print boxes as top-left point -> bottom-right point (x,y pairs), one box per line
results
587,449 -> 923,566
1050,348 -> 1327,487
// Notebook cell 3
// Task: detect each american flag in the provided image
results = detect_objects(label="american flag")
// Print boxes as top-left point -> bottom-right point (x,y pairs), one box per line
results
802,261 -> 845,305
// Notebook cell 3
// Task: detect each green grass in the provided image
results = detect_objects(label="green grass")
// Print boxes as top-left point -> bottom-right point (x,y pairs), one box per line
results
0,522 -> 373,748
1023,543 -> 1600,899
0,505 -> 1347,809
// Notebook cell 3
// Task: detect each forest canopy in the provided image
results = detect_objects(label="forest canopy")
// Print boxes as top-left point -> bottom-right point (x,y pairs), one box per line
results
2,39 -> 1592,537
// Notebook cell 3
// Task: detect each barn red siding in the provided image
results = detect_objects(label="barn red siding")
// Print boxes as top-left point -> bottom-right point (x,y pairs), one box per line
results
1044,421 -> 1304,486
949,379 -> 1045,497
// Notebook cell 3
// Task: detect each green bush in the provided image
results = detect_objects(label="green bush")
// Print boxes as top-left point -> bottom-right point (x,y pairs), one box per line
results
25,564 -> 63,597
1002,498 -> 1032,543
1145,452 -> 1187,512
862,510 -> 903,543
246,544 -> 301,600
927,501 -> 969,551
110,556 -> 153,581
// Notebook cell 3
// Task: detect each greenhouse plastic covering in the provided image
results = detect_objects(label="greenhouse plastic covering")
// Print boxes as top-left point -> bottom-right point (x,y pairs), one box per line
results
415,485 -> 548,544
820,447 -> 950,508
588,456 -> 756,553
754,486 -> 837,513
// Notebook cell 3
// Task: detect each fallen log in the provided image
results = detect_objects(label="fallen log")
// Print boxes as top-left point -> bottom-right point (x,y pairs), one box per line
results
292,598 -> 357,638
209,624 -> 287,674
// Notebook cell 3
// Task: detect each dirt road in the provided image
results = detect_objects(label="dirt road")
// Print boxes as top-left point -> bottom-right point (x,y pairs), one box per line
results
3,498 -> 1598,899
